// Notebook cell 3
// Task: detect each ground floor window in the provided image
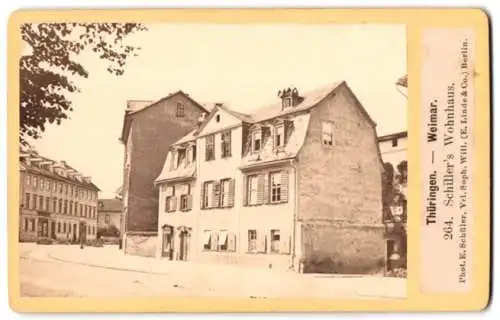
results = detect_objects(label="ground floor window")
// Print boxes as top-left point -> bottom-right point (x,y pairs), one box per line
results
248,230 -> 257,253
57,222 -> 61,233
202,230 -> 211,251
218,230 -> 228,251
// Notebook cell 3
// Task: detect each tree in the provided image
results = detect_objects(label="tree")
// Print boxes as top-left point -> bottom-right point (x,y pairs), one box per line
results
20,23 -> 147,146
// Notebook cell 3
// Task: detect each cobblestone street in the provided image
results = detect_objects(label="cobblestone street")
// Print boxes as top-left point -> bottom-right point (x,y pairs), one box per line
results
19,243 -> 406,299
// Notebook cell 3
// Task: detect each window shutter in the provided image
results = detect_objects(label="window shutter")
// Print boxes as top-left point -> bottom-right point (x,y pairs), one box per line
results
200,184 -> 205,209
228,179 -> 235,207
211,231 -> 218,251
171,196 -> 177,212
263,173 -> 269,204
280,233 -> 291,254
257,231 -> 267,253
243,176 -> 248,207
164,196 -> 169,212
257,174 -> 265,204
281,170 -> 289,203
187,195 -> 193,210
212,181 -> 221,208
228,232 -> 236,252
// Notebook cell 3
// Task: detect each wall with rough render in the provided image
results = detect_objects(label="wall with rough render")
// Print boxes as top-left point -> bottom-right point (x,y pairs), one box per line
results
124,233 -> 157,257
122,94 -> 207,257
297,83 -> 384,274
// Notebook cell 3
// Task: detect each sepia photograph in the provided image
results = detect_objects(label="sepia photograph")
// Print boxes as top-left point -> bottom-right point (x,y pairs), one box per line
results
18,22 -> 408,300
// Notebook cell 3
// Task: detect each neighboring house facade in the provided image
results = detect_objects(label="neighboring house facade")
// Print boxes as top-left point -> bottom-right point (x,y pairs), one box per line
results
378,131 -> 408,271
155,81 -> 386,274
119,92 -> 210,257
97,199 -> 123,236
19,150 -> 99,243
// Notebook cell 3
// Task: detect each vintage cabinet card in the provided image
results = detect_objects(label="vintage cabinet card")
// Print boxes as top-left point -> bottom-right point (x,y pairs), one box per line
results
6,8 -> 490,313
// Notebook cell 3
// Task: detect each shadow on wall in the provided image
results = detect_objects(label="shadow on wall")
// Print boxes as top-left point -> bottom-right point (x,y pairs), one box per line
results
302,255 -> 386,275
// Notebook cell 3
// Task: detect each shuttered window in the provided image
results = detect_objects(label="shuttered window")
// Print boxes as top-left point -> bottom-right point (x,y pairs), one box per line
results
202,230 -> 211,250
218,230 -> 228,251
220,179 -> 231,207
247,175 -> 259,205
212,181 -> 221,208
248,230 -> 257,253
25,193 -> 30,209
202,181 -> 213,209
252,130 -> 262,152
270,172 -> 282,203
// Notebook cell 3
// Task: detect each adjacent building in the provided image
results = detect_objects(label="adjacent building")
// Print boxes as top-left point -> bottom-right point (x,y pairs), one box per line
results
97,199 -> 123,238
155,81 -> 386,274
378,130 -> 408,271
119,92 -> 211,257
19,150 -> 100,243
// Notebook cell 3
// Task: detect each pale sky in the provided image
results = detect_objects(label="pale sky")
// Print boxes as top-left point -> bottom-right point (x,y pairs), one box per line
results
30,24 -> 407,198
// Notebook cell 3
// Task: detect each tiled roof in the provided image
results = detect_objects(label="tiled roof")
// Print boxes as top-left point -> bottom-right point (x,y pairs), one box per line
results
155,160 -> 196,184
240,113 -> 311,169
19,150 -> 100,191
249,82 -> 344,122
97,199 -> 123,212
120,91 -> 211,143
172,129 -> 197,146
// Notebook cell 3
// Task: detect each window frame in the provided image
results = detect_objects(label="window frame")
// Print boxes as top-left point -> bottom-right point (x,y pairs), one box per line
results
270,229 -> 281,253
221,130 -> 232,158
176,102 -> 185,118
220,178 -> 231,208
252,130 -> 262,153
247,174 -> 259,205
321,120 -> 334,147
205,135 -> 215,161
248,230 -> 257,253
202,181 -> 213,209
270,171 -> 282,203
180,194 -> 189,211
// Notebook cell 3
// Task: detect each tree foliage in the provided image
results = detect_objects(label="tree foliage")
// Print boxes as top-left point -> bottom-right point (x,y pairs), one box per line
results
20,23 -> 147,145
382,161 -> 408,222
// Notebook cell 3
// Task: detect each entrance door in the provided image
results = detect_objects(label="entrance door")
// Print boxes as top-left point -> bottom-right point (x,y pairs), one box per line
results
178,231 -> 189,261
162,227 -> 173,260
80,222 -> 87,244
51,221 -> 56,239
386,239 -> 395,271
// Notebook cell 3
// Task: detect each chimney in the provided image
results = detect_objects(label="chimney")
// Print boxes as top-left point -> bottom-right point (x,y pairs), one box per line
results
278,87 -> 303,110
197,112 -> 207,126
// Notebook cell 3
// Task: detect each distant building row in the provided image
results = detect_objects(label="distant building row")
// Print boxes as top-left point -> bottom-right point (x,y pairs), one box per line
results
19,150 -> 100,243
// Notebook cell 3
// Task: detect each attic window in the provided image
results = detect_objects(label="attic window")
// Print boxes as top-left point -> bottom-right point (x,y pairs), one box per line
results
176,103 -> 184,118
216,114 -> 221,122
252,130 -> 262,152
322,121 -> 334,147
282,97 -> 292,109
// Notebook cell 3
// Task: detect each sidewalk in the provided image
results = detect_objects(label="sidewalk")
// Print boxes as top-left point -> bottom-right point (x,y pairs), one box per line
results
25,243 -> 406,299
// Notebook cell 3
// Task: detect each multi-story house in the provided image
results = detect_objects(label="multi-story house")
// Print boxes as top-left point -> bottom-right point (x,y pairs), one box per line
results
155,81 -> 386,274
378,131 -> 408,272
119,92 -> 210,257
19,150 -> 100,243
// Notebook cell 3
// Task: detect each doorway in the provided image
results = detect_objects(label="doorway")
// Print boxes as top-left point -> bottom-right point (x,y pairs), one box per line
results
178,230 -> 189,261
51,221 -> 56,239
386,239 -> 395,271
162,226 -> 174,260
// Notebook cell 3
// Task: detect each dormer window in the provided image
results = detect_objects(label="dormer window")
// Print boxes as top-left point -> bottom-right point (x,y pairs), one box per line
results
274,125 -> 285,148
252,130 -> 262,152
282,97 -> 292,109
177,148 -> 186,168
278,87 -> 303,110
